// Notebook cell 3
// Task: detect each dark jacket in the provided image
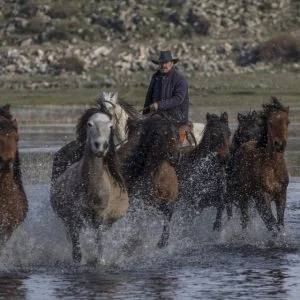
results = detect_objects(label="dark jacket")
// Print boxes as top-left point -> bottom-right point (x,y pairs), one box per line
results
143,67 -> 189,122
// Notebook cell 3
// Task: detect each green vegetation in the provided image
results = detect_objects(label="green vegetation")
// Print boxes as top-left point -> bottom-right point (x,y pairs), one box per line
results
2,72 -> 300,111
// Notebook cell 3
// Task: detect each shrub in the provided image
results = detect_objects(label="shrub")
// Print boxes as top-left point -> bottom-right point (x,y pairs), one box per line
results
58,56 -> 85,74
26,16 -> 47,34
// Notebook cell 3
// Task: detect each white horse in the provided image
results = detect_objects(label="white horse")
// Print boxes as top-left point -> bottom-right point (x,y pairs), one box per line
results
97,91 -> 142,146
99,91 -> 205,144
192,122 -> 205,144
51,112 -> 129,263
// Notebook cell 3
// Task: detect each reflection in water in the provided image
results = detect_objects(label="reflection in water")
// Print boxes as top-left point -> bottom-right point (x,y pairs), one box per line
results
0,274 -> 28,299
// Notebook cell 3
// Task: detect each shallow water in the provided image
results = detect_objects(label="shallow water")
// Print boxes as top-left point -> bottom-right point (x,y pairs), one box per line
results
0,124 -> 300,299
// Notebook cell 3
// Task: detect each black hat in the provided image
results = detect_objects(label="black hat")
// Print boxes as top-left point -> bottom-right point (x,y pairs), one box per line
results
151,50 -> 179,64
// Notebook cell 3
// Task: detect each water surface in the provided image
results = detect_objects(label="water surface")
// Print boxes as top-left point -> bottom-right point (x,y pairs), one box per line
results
0,123 -> 300,299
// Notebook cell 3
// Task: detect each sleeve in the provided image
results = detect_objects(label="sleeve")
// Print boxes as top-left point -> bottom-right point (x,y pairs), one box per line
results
157,77 -> 188,111
142,75 -> 155,115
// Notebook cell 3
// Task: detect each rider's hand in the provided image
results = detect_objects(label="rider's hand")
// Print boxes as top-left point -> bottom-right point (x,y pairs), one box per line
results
150,102 -> 158,111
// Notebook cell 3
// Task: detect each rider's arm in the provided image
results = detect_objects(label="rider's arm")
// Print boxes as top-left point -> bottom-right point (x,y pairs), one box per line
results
157,77 -> 188,111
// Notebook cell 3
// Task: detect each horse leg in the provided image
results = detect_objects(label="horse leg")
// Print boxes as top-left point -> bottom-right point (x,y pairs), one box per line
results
255,195 -> 278,232
68,222 -> 82,263
239,198 -> 249,230
95,223 -> 112,258
213,203 -> 224,231
157,204 -> 174,249
276,189 -> 287,229
225,202 -> 233,221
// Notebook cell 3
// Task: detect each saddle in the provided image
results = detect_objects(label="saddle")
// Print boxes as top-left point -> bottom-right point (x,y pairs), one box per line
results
177,122 -> 197,149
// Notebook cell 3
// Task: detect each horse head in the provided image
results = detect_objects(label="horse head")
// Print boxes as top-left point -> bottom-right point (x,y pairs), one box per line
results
263,97 -> 289,153
86,112 -> 113,158
202,112 -> 231,161
153,120 -> 180,161
233,110 -> 263,148
0,105 -> 18,172
97,91 -> 129,145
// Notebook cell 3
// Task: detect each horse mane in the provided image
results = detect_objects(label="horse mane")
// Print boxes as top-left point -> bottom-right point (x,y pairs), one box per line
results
118,98 -> 142,121
258,96 -> 289,147
13,151 -> 26,195
76,94 -> 141,145
124,118 -> 176,182
0,105 -> 13,120
189,113 -> 228,160
262,96 -> 289,114
76,98 -> 112,144
104,128 -> 127,191
231,110 -> 262,151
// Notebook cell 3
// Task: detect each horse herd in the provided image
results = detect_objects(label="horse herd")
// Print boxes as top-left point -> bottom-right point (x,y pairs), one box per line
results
0,94 -> 290,263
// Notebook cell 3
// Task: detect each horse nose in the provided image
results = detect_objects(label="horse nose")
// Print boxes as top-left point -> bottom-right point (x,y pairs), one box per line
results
103,141 -> 108,150
94,141 -> 100,150
0,157 -> 13,171
274,140 -> 286,152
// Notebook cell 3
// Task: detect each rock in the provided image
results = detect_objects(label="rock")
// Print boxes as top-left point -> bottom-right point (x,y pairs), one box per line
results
20,38 -> 32,47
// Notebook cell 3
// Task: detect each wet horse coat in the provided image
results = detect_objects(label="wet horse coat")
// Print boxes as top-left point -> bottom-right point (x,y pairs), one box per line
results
232,97 -> 289,231
176,112 -> 231,230
51,112 -> 129,263
122,117 -> 180,248
0,105 -> 27,244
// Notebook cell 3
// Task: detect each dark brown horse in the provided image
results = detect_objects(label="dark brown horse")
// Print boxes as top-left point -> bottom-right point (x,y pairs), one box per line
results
177,112 -> 231,230
232,97 -> 289,232
122,116 -> 181,248
226,110 -> 264,216
230,110 -> 263,157
0,105 -> 27,245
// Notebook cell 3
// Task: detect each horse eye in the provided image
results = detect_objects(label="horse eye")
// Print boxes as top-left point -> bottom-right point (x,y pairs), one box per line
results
87,122 -> 93,127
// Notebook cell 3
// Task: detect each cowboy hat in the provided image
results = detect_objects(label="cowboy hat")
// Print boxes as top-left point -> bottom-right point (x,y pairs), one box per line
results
151,50 -> 179,64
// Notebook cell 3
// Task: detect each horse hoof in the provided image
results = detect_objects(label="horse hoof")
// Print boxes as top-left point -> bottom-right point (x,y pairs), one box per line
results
157,239 -> 168,249
72,251 -> 82,264
213,222 -> 221,231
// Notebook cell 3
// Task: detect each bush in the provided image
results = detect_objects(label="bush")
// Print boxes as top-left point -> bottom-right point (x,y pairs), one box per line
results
58,56 -> 85,74
47,2 -> 78,19
25,16 -> 47,34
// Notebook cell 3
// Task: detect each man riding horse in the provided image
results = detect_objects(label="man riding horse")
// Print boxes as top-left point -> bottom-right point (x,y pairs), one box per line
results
143,50 -> 189,123
143,50 -> 196,147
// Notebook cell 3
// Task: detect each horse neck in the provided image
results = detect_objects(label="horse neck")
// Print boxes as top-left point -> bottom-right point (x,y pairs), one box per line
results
189,134 -> 211,161
0,169 -> 15,190
0,151 -> 22,187
81,147 -> 105,190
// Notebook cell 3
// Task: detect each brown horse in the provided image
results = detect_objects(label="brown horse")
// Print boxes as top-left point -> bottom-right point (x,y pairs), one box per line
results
51,110 -> 129,263
230,110 -> 263,157
232,97 -> 289,232
177,112 -> 231,230
226,110 -> 264,216
0,105 -> 28,245
122,116 -> 180,248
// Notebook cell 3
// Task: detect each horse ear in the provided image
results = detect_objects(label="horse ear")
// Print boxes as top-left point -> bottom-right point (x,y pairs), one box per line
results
237,113 -> 243,122
206,113 -> 211,120
221,112 -> 228,124
3,104 -> 11,113
111,92 -> 118,104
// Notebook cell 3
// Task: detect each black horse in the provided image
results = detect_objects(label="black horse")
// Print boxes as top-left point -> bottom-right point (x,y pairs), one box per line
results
176,112 -> 231,230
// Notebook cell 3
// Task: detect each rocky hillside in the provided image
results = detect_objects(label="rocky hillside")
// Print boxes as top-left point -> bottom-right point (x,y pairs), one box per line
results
1,0 -> 300,90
